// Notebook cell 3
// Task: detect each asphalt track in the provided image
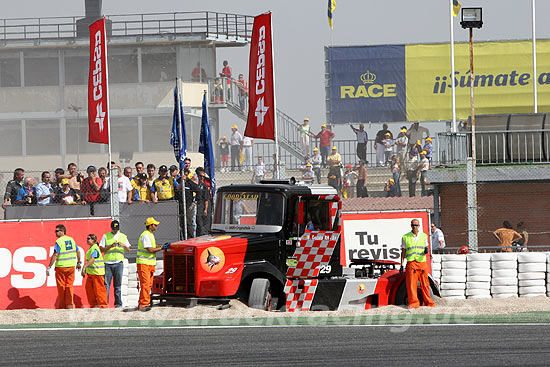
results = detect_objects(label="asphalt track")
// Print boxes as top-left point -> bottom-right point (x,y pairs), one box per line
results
1,324 -> 550,366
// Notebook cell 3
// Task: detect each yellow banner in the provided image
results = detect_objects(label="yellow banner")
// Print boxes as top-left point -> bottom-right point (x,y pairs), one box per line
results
405,40 -> 550,121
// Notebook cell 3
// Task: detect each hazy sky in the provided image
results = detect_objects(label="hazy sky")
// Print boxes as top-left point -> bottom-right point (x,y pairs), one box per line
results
6,0 -> 550,137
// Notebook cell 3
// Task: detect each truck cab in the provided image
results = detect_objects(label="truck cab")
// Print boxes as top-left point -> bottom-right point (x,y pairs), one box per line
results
152,180 -> 341,310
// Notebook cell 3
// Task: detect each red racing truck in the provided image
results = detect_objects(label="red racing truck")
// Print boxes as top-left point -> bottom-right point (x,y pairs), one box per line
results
152,180 -> 439,311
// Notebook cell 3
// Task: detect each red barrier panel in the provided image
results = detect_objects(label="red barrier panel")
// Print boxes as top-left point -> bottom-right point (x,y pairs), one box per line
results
0,218 -> 112,310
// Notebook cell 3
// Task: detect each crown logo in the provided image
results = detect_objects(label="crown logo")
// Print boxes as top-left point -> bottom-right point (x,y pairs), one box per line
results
360,70 -> 376,84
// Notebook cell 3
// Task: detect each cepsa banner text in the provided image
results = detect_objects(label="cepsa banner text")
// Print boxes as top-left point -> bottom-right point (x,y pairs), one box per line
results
326,40 -> 550,123
0,218 -> 111,310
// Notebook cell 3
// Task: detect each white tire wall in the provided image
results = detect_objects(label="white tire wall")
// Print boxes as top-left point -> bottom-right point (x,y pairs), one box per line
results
518,263 -> 546,273
467,268 -> 491,277
491,261 -> 517,270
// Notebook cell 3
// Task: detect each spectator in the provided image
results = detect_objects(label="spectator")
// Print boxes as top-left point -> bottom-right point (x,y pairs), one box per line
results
374,124 -> 392,167
302,163 -> 315,184
216,136 -> 230,172
134,161 -> 145,177
343,164 -> 357,198
418,151 -> 430,196
212,78 -> 223,104
395,128 -> 409,174
184,171 -> 199,238
350,123 -> 368,163
405,151 -> 419,197
242,136 -> 254,171
123,167 -> 133,179
146,164 -> 156,188
252,156 -> 266,183
55,178 -> 84,205
2,168 -> 24,209
183,157 -> 192,172
384,132 -> 394,165
298,118 -> 311,156
151,165 -> 176,201
169,165 -> 182,201
310,147 -> 322,184
191,62 -> 207,82
219,60 -> 232,99
384,179 -> 399,198
51,168 -> 65,192
98,167 -> 109,203
235,73 -> 248,114
406,122 -> 430,152
103,166 -> 133,204
326,146 -> 341,167
81,166 -> 103,204
16,177 -> 36,205
390,155 -> 402,197
66,163 -> 83,200
423,137 -> 433,166
327,165 -> 341,194
313,124 -> 335,167
431,223 -> 446,254
356,160 -> 368,198
195,168 -> 210,236
513,222 -> 529,251
36,171 -> 55,205
493,221 -> 522,253
133,173 -> 154,203
411,140 -> 423,157
230,125 -> 243,171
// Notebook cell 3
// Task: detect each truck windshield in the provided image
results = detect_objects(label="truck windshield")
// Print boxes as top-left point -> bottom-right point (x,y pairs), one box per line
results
212,191 -> 284,233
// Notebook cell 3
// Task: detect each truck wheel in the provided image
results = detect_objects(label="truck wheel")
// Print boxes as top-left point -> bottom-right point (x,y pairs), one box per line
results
248,278 -> 272,311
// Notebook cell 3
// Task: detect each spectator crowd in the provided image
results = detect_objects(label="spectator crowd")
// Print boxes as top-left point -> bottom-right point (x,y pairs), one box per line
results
2,157 -> 214,239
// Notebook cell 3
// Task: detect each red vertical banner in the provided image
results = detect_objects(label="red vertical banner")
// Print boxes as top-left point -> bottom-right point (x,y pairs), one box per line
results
88,18 -> 109,144
245,13 -> 275,141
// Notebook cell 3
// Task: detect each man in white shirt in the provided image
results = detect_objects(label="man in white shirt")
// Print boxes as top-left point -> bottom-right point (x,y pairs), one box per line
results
431,223 -> 446,254
242,136 -> 254,171
350,123 -> 368,162
230,125 -> 243,171
419,150 -> 430,196
99,220 -> 131,308
103,166 -> 133,204
252,156 -> 266,183
310,148 -> 322,184
36,171 -> 55,205
405,151 -> 419,197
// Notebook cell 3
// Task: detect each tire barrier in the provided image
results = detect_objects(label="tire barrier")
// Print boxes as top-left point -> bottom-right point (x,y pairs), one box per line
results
437,252 -> 550,300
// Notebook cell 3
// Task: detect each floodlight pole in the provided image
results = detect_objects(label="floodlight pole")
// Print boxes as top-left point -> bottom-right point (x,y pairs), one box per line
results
467,27 -> 478,252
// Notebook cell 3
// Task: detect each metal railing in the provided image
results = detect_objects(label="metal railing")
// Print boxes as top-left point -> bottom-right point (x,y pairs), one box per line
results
437,130 -> 550,166
0,11 -> 254,41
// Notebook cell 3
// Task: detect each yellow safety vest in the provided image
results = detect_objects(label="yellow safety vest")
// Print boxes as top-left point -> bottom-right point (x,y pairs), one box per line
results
136,230 -> 156,266
103,232 -> 128,262
153,178 -> 174,200
55,235 -> 77,268
403,231 -> 428,263
85,244 -> 105,276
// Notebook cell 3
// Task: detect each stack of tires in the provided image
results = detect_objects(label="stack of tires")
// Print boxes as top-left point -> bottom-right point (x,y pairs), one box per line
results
440,254 -> 466,299
465,253 -> 491,299
432,255 -> 441,284
517,253 -> 547,298
490,253 -> 518,298
124,262 -> 139,308
547,254 -> 550,297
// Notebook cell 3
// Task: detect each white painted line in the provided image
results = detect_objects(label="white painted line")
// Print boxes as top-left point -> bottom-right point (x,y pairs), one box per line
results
0,322 -> 549,332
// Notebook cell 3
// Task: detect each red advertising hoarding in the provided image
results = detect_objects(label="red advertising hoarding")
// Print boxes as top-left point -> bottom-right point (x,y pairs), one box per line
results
0,218 -> 112,309
245,12 -> 275,141
88,18 -> 110,144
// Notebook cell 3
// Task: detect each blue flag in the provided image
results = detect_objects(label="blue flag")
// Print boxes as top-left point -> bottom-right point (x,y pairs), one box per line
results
170,81 -> 187,169
199,92 -> 216,195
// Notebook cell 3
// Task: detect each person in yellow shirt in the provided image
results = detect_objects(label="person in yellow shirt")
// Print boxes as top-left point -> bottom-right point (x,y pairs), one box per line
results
133,173 -> 155,203
151,165 -> 178,201
326,146 -> 342,167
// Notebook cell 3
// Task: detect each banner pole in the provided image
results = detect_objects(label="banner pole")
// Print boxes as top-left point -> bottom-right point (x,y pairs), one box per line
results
103,17 -> 116,221
177,78 -> 187,240
449,0 -> 457,132
269,11 -> 281,179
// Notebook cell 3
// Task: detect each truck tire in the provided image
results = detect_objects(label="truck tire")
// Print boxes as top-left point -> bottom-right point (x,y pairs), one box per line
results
248,278 -> 272,311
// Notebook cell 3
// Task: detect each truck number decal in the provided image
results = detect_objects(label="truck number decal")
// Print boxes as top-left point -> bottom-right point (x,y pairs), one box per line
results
319,265 -> 331,274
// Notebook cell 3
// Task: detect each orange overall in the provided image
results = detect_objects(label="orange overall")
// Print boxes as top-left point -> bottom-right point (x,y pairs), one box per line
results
55,267 -> 75,309
406,260 -> 435,309
137,264 -> 155,309
85,274 -> 108,308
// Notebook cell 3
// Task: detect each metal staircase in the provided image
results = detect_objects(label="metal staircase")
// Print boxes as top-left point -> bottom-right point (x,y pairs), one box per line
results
209,77 -> 306,161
